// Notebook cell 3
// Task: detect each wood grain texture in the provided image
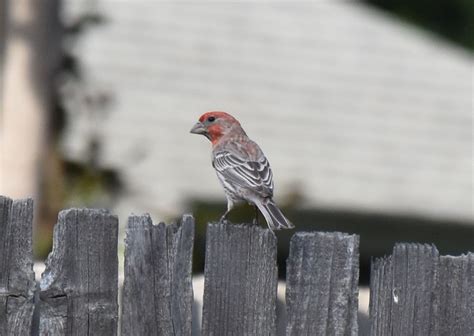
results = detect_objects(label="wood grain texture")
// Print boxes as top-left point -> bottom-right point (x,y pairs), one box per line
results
1,194 -> 471,335
0,197 -> 36,335
436,253 -> 474,336
369,244 -> 473,336
38,209 -> 119,336
121,214 -> 194,336
285,232 -> 359,336
201,223 -> 278,336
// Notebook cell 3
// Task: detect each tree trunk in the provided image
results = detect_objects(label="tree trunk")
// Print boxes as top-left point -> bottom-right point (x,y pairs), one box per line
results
0,0 -> 61,200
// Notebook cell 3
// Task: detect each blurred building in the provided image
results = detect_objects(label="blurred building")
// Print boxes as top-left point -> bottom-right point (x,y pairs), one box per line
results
59,1 -> 472,225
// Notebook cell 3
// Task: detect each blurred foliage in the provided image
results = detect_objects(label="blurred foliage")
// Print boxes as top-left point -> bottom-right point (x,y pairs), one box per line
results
188,200 -> 474,284
364,0 -> 474,50
53,12 -> 108,138
63,159 -> 122,208
35,8 -> 121,259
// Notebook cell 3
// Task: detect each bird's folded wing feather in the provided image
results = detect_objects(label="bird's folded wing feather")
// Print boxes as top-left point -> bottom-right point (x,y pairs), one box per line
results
213,151 -> 274,197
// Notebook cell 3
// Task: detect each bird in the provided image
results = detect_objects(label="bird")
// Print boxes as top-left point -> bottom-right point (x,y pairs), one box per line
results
190,111 -> 294,230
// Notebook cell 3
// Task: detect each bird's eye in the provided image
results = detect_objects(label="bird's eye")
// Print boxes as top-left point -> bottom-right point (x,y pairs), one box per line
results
207,116 -> 216,122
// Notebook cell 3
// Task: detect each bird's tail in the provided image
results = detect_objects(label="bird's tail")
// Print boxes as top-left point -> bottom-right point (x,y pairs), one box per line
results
257,199 -> 294,230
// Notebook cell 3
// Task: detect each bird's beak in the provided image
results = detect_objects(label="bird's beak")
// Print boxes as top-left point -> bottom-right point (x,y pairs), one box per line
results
190,121 -> 207,135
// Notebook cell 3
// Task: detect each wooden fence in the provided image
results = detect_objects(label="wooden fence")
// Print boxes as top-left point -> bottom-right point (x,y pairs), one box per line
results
0,195 -> 472,336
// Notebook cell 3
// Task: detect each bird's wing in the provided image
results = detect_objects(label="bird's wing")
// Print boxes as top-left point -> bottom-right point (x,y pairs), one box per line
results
212,151 -> 274,197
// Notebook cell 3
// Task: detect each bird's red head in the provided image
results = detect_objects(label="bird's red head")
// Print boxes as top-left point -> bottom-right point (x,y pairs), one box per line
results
190,111 -> 242,144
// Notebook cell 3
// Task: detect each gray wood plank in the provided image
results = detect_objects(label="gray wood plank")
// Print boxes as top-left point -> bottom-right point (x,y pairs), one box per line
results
285,231 -> 359,336
38,208 -> 119,336
436,253 -> 473,336
0,196 -> 36,335
369,244 -> 439,336
368,255 -> 392,336
201,223 -> 278,336
369,244 -> 474,336
120,214 -> 194,336
391,244 -> 439,336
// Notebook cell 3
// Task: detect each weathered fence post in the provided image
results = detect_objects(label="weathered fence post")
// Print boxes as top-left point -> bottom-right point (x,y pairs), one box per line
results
121,214 -> 194,336
369,244 -> 474,336
38,209 -> 119,335
0,197 -> 36,335
285,232 -> 359,336
201,223 -> 278,336
437,254 -> 474,335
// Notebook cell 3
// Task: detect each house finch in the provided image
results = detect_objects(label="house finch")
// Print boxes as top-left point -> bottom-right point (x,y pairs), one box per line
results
190,111 -> 294,230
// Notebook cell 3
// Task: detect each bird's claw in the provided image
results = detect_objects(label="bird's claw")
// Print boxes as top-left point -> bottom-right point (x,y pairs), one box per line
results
218,216 -> 229,224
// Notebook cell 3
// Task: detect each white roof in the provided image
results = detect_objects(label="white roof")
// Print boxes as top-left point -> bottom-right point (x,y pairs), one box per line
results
61,1 -> 473,222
